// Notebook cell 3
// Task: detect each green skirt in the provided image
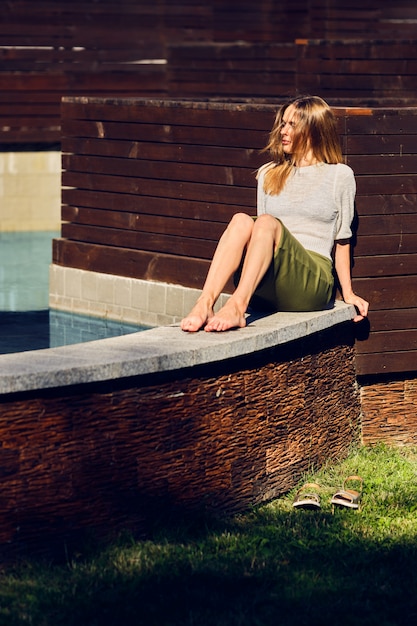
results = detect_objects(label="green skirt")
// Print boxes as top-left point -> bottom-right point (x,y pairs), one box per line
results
235,219 -> 334,313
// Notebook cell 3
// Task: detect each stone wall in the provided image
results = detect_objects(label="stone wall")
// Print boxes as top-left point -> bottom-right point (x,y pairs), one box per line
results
361,377 -> 417,446
0,306 -> 358,559
0,151 -> 61,231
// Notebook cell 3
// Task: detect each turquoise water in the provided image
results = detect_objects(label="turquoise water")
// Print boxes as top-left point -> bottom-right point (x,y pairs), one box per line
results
0,231 -> 57,312
0,232 -> 144,354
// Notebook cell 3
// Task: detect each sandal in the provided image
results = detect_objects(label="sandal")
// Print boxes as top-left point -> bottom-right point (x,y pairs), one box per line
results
293,482 -> 321,510
331,475 -> 363,510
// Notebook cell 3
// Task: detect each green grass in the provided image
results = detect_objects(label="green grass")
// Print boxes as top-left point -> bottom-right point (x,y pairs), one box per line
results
1,444 -> 417,626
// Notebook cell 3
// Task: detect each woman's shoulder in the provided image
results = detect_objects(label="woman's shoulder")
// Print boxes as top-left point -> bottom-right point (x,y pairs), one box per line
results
332,162 -> 355,178
256,161 -> 275,180
322,162 -> 355,184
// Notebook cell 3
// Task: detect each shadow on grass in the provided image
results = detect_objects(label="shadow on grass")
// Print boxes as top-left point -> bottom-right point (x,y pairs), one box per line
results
3,504 -> 417,626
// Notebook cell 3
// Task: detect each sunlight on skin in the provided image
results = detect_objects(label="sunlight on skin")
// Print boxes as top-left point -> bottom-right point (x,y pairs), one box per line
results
180,297 -> 215,332
181,102 -> 369,332
203,299 -> 247,332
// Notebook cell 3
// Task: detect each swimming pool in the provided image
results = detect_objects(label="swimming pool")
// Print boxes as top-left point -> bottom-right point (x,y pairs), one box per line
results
0,231 -> 145,354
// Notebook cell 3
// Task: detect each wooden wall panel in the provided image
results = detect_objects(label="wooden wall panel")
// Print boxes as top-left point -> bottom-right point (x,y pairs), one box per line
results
167,42 -> 297,99
211,0 -> 310,43
343,109 -> 417,376
57,99 -> 417,377
296,40 -> 417,105
309,0 -> 417,39
161,0 -> 213,42
53,239 -> 211,289
58,99 -> 268,291
0,0 -> 166,144
1,1 -> 417,143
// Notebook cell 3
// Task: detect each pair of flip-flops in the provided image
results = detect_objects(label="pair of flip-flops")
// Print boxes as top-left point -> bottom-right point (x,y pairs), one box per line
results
293,476 -> 363,510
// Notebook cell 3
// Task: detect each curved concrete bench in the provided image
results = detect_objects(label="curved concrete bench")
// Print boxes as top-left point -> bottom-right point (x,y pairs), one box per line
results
0,303 -> 359,559
0,302 -> 354,394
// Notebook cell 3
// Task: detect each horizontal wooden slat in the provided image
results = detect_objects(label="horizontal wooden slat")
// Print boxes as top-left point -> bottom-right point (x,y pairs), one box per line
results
352,276 -> 417,310
61,137 -> 265,169
346,135 -> 417,155
365,308 -> 417,333
61,223 -> 218,259
353,254 -> 417,278
355,195 -> 417,216
53,238 -> 210,288
345,112 -> 417,135
61,118 -> 267,149
356,175 -> 417,196
60,99 -> 276,131
61,206 -> 226,241
168,42 -> 298,60
167,79 -> 295,98
355,351 -> 417,377
297,41 -> 417,60
0,47 -> 162,61
355,329 -> 417,354
62,171 -> 256,209
62,154 -> 255,187
61,189 -> 251,222
348,155 -> 417,176
299,59 -> 417,75
354,234 -> 417,257
356,214 -> 417,236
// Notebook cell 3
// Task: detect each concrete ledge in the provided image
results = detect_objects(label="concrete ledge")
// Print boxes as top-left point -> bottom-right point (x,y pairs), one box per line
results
0,301 -> 355,395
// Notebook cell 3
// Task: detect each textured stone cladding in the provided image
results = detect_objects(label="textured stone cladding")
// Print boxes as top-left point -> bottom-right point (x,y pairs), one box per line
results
0,325 -> 358,560
361,377 -> 417,446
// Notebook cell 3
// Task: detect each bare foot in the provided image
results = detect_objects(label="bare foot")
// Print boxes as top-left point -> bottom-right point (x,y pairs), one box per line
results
204,299 -> 246,332
181,299 -> 214,332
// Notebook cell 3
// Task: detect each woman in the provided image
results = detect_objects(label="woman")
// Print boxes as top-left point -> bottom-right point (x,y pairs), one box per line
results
181,95 -> 369,333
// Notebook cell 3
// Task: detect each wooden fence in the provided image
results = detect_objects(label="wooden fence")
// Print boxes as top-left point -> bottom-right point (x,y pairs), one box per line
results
309,0 -> 417,39
0,0 -> 211,145
57,97 -> 417,378
167,42 -> 298,99
1,0 -> 417,144
58,99 -> 265,289
296,39 -> 417,105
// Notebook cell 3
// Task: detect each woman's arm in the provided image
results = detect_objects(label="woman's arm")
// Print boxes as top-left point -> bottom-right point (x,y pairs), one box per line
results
334,241 -> 369,322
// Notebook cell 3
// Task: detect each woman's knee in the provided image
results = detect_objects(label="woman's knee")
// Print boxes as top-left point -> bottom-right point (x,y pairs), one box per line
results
227,212 -> 254,236
253,214 -> 281,237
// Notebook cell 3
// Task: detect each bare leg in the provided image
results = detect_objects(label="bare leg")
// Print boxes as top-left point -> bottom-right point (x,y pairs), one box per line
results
204,214 -> 282,332
181,213 -> 255,331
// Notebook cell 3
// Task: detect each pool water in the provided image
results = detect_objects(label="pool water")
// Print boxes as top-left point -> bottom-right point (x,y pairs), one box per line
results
0,232 -> 145,354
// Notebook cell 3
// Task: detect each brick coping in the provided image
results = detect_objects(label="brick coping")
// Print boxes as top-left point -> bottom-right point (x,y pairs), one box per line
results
0,301 -> 355,395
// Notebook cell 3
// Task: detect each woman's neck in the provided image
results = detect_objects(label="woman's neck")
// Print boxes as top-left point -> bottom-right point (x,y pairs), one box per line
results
295,148 -> 320,167
296,157 -> 318,167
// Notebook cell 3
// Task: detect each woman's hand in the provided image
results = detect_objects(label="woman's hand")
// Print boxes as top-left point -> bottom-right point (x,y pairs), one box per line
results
343,292 -> 369,322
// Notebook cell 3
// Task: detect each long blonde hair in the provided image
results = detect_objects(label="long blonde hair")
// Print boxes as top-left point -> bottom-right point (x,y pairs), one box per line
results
261,95 -> 343,195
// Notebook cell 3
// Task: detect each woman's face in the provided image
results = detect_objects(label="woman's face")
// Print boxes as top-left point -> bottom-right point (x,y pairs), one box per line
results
280,104 -> 299,154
